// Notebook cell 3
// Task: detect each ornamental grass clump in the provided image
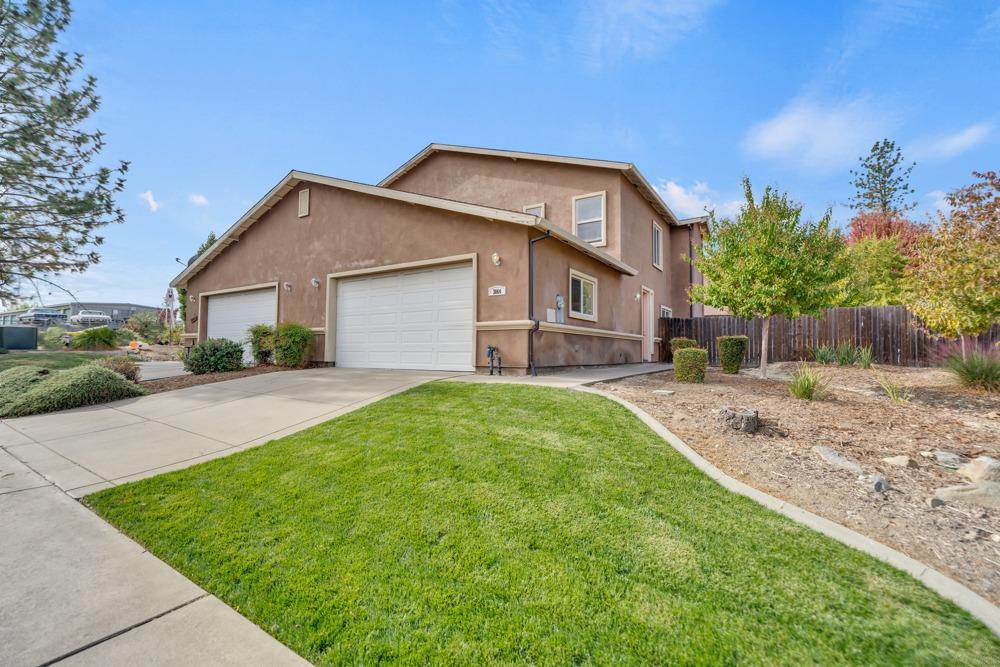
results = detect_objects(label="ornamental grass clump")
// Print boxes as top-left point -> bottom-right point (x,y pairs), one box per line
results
876,375 -> 913,403
835,342 -> 857,366
673,347 -> 708,383
717,335 -> 748,374
789,363 -> 828,400
942,348 -> 1000,393
812,344 -> 836,365
857,345 -> 874,369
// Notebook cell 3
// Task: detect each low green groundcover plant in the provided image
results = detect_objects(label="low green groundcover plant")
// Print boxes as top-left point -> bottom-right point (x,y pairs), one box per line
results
789,363 -> 828,400
943,348 -> 1000,393
247,323 -> 275,365
0,364 -> 145,418
674,347 -> 708,382
0,366 -> 52,413
274,321 -> 313,367
183,338 -> 244,374
669,336 -> 698,355
71,326 -> 117,351
92,355 -> 140,383
717,335 -> 748,374
87,384 -> 1000,664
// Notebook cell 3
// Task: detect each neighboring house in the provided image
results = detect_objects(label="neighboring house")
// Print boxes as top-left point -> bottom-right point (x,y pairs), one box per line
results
171,144 -> 708,373
0,302 -> 160,330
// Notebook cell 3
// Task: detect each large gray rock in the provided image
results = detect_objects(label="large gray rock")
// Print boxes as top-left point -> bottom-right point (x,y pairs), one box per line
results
934,451 -> 963,469
812,446 -> 864,474
934,482 -> 1000,509
959,456 -> 1000,483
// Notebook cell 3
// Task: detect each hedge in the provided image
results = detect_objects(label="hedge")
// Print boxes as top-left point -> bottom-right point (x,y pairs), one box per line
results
674,347 -> 708,383
184,338 -> 244,374
717,335 -> 748,374
670,337 -> 698,354
0,365 -> 146,418
274,322 -> 313,368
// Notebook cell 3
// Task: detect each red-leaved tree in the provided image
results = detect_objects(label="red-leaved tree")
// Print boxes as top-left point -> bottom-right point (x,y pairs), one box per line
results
846,211 -> 929,258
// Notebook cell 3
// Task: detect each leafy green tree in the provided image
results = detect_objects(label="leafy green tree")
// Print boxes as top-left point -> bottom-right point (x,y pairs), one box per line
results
849,139 -> 915,214
835,237 -> 907,306
690,178 -> 847,378
0,0 -> 128,301
177,231 -> 217,322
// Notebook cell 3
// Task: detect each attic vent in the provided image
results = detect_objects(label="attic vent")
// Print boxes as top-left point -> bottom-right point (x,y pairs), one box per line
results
298,188 -> 310,218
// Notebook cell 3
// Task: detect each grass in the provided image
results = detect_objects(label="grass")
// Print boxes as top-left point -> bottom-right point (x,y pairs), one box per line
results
942,349 -> 1000,392
789,363 -> 829,400
0,350 -> 112,372
877,374 -> 914,403
87,383 -> 999,665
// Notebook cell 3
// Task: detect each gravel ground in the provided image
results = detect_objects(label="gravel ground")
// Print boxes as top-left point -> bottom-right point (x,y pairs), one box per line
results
598,362 -> 1000,604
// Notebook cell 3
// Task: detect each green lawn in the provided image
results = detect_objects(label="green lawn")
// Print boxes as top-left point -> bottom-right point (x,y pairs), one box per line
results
88,384 -> 999,665
0,350 -> 111,372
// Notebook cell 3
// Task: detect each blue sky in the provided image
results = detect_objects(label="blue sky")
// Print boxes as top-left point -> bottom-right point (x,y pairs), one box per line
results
40,0 -> 1000,307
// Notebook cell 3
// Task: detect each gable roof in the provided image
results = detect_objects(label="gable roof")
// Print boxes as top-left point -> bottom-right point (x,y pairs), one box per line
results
378,143 -> 681,224
170,170 -> 637,287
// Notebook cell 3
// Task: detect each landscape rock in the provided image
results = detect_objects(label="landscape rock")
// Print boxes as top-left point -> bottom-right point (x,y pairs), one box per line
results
652,389 -> 675,396
958,456 -> 1000,483
882,455 -> 917,468
925,496 -> 945,508
864,474 -> 891,492
933,451 -> 963,469
934,482 -> 1000,510
919,451 -> 934,459
812,446 -> 864,474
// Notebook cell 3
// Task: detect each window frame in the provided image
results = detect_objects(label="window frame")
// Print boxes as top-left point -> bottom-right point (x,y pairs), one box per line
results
523,202 -> 546,218
660,305 -> 672,319
571,191 -> 607,247
652,220 -> 663,271
568,268 -> 598,322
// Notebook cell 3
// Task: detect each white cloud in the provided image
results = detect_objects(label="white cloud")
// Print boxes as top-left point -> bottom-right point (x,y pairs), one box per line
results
139,190 -> 159,212
189,193 -> 209,207
926,190 -> 952,215
577,0 -> 722,69
913,122 -> 993,160
656,180 -> 742,219
742,96 -> 893,170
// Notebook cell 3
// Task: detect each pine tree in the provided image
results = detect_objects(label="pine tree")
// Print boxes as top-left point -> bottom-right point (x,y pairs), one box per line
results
849,139 -> 915,214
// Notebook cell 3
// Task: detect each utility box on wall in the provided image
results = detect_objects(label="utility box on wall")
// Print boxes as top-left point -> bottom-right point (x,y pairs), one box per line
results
0,326 -> 38,350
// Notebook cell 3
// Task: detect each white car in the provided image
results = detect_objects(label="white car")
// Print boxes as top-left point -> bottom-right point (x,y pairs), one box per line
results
69,310 -> 112,327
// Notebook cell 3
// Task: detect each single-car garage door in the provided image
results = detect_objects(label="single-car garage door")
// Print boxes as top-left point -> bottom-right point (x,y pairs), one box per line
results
206,287 -> 277,363
336,264 -> 473,371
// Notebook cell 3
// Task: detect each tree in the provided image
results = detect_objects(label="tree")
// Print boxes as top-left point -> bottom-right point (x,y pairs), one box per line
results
905,171 -> 1000,356
835,236 -> 907,306
176,231 -> 217,322
0,1 -> 128,302
846,210 -> 929,258
849,139 -> 915,214
690,178 -> 847,377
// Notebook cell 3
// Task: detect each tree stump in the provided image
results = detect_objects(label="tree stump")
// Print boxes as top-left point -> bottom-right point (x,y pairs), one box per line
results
717,406 -> 759,433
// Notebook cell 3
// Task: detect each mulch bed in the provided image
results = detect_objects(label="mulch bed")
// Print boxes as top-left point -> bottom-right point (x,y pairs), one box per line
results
141,365 -> 292,394
598,363 -> 1000,604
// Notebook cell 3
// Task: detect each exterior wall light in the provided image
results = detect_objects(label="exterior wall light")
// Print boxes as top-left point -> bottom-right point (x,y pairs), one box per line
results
491,252 -> 501,266
283,282 -> 292,291
310,278 -> 321,288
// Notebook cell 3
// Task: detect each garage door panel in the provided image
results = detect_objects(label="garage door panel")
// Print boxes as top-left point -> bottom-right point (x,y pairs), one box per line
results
336,264 -> 473,371
206,288 -> 277,364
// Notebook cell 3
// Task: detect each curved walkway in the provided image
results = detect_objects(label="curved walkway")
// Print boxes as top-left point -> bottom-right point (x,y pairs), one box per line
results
576,385 -> 1000,637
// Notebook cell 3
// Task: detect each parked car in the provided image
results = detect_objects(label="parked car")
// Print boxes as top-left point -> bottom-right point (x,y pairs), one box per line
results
69,310 -> 112,327
17,308 -> 67,327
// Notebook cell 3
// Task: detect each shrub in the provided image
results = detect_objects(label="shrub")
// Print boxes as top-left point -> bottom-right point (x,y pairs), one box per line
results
670,337 -> 698,355
92,356 -> 140,383
273,322 -> 313,368
183,338 -> 244,375
0,367 -> 52,413
812,344 -> 836,365
0,347 -> 7,354
40,326 -> 68,350
835,341 -> 857,366
0,365 -> 146,418
247,324 -> 275,365
127,311 -> 164,342
856,345 -> 874,369
789,363 -> 828,400
70,326 -> 117,350
942,349 -> 1000,393
717,335 -> 748,374
876,374 -> 913,402
674,347 -> 708,383
163,324 -> 183,346
115,327 -> 142,346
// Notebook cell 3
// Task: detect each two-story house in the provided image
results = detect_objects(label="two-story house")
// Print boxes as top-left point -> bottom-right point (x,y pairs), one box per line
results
171,144 -> 707,373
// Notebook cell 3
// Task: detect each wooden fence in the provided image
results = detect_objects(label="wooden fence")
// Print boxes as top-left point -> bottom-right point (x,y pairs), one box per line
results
658,306 -> 1000,367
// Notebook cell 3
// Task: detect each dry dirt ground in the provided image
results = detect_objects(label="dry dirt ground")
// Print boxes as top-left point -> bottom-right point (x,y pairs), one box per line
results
598,362 -> 1000,604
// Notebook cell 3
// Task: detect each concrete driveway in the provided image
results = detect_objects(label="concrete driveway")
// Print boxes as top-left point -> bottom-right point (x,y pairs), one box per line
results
0,367 -> 449,666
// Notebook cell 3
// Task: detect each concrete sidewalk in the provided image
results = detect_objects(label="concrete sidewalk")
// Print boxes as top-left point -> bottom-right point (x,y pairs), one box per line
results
447,362 -> 670,387
136,360 -> 188,381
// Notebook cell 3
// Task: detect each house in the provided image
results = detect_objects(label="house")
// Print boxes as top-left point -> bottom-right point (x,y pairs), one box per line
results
170,145 -> 708,373
0,302 -> 161,330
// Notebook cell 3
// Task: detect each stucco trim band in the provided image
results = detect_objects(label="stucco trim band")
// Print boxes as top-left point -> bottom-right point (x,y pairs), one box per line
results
474,320 -> 644,341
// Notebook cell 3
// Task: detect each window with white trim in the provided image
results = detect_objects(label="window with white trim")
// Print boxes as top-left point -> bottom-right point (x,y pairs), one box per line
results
572,192 -> 605,245
660,305 -> 672,318
523,203 -> 545,217
652,220 -> 663,270
569,269 -> 597,321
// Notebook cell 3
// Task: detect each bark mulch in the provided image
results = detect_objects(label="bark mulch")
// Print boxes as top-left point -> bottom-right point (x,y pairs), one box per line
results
141,365 -> 292,394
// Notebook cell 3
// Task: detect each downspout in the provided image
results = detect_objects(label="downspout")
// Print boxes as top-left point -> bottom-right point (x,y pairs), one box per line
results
527,230 -> 552,376
687,225 -> 694,318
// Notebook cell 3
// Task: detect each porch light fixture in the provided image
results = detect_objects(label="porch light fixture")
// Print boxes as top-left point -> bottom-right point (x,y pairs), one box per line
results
283,282 -> 292,291
491,252 -> 501,266
310,278 -> 321,288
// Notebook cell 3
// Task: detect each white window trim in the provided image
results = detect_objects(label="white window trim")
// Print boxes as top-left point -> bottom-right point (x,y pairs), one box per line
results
572,191 -> 607,248
523,202 -> 546,217
568,268 -> 598,322
652,220 -> 663,271
660,305 -> 672,319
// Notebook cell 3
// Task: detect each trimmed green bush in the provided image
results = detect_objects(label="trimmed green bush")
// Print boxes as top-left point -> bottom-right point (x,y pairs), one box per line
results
0,366 -> 52,413
274,322 -> 313,368
71,326 -> 117,350
92,356 -> 140,382
943,349 -> 1000,393
183,338 -> 244,374
670,337 -> 698,355
40,326 -> 68,350
717,335 -> 748,374
0,365 -> 146,418
674,347 -> 708,383
247,324 -> 275,365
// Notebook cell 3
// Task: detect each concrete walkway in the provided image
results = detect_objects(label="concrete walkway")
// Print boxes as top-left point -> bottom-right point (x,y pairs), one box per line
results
448,362 -> 670,387
0,367 -> 448,666
136,360 -> 188,381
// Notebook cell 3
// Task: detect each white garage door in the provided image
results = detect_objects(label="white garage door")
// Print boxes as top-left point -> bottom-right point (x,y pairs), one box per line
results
336,264 -> 473,371
206,288 -> 277,363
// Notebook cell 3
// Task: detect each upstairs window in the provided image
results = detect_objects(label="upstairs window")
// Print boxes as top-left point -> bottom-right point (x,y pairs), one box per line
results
569,269 -> 597,321
652,221 -> 663,270
523,203 -> 546,217
572,192 -> 606,246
